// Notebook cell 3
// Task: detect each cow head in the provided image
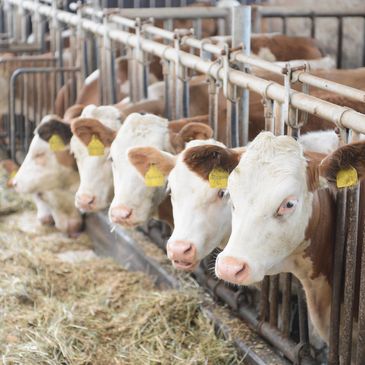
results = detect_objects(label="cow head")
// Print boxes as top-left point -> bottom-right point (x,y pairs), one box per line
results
216,132 -> 365,286
129,140 -> 243,271
110,113 -> 212,228
70,105 -> 121,212
13,115 -> 76,194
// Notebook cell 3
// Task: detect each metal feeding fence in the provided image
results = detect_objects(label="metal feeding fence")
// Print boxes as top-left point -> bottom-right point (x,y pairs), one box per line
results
2,1 -> 365,364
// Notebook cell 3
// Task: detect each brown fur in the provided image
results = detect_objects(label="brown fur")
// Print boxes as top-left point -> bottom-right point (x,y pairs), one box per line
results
71,118 -> 116,147
157,196 -> 174,228
170,122 -> 213,153
37,119 -> 73,145
320,141 -> 365,186
305,151 -> 326,191
251,34 -> 322,61
63,104 -> 85,123
116,99 -> 165,120
55,149 -> 77,169
128,146 -> 175,178
183,145 -> 242,181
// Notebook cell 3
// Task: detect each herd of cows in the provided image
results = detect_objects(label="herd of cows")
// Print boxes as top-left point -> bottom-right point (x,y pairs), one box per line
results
3,7 -> 365,358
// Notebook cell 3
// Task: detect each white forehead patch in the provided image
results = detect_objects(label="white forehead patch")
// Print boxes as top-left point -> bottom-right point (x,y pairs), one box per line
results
111,113 -> 171,154
80,105 -> 121,131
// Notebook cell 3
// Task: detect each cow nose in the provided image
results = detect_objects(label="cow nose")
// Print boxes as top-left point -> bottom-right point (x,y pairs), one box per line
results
216,256 -> 249,284
76,194 -> 95,210
166,240 -> 197,271
110,205 -> 133,223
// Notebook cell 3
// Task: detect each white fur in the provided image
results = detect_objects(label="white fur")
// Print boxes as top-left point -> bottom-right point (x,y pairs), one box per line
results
70,105 -> 121,211
109,113 -> 174,226
168,139 -> 232,261
13,116 -> 81,234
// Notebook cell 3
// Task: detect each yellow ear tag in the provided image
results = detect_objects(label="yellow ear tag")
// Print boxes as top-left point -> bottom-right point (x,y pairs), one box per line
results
145,164 -> 165,187
209,167 -> 229,189
87,135 -> 105,156
49,134 -> 65,152
336,166 -> 358,188
7,170 -> 17,187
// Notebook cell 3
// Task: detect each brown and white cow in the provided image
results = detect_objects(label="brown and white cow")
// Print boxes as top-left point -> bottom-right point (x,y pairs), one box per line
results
70,105 -> 122,212
128,130 -> 342,271
202,131 -> 365,343
12,115 -> 82,236
105,113 -> 212,228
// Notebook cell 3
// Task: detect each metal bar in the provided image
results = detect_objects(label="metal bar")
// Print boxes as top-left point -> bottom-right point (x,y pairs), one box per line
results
281,273 -> 292,337
337,17 -> 343,68
341,185 -> 360,365
269,275 -> 279,328
259,276 -> 270,322
328,189 -> 347,365
356,208 -> 365,365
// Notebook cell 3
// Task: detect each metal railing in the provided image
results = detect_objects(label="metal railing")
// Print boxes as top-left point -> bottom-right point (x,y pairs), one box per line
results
2,1 -> 365,364
254,6 -> 365,68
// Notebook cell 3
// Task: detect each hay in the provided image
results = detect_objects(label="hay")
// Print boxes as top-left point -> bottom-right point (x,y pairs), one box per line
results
0,193 -> 242,364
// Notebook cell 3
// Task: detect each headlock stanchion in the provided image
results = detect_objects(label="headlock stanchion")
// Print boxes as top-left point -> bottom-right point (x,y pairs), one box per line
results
3,1 -> 365,364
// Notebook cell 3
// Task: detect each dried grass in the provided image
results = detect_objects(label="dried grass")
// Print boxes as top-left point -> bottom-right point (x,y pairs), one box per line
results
0,170 -> 242,365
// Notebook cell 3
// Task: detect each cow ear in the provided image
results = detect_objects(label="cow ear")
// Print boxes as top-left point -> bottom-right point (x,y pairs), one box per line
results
318,141 -> 365,188
37,118 -> 72,145
128,146 -> 176,178
183,144 -> 244,181
64,104 -> 85,123
71,118 -> 116,147
170,121 -> 213,153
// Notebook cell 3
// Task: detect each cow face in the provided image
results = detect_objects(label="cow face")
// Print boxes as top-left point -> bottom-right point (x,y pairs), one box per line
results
216,132 -> 365,286
13,115 -> 75,194
70,105 -> 121,212
166,140 -> 243,271
110,113 -> 213,228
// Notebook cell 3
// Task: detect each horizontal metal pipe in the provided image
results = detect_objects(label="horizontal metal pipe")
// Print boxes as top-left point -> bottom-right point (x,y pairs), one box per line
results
256,6 -> 365,18
9,0 -> 365,134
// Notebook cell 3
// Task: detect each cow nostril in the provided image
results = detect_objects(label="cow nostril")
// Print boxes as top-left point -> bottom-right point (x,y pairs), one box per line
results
183,244 -> 192,255
235,263 -> 247,278
88,197 -> 95,205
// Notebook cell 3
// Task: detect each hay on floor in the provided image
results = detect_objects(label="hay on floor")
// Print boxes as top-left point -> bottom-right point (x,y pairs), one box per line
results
0,184 -> 242,364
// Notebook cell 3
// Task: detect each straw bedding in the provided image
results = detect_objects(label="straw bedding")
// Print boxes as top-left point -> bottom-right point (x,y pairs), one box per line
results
0,167 -> 242,365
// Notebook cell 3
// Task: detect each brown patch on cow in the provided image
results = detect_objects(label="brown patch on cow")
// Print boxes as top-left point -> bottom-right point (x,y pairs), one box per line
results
128,146 -> 175,178
71,118 -> 116,147
37,119 -> 73,145
64,104 -> 85,123
170,121 -> 213,153
55,150 -> 77,169
117,99 -> 165,120
320,141 -> 365,186
183,145 -> 243,181
304,188 -> 336,285
251,34 -> 322,61
304,151 -> 327,191
157,196 -> 174,228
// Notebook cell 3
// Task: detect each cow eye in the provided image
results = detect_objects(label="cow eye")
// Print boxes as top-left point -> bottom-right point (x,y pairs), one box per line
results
34,152 -> 45,159
276,196 -> 298,216
218,189 -> 226,199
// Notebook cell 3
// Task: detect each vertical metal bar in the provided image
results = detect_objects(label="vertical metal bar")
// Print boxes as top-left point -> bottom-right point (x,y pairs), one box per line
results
9,72 -> 17,160
274,101 -> 284,136
281,273 -> 292,337
269,275 -> 279,328
263,98 -> 274,133
356,207 -> 365,365
282,16 -> 287,35
310,14 -> 316,38
328,189 -> 347,365
297,286 -> 309,345
208,77 -> 219,139
337,16 -> 343,69
259,276 -> 270,322
362,17 -> 365,67
341,185 -> 360,365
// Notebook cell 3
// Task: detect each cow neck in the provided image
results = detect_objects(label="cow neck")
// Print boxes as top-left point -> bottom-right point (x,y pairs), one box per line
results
283,188 -> 336,343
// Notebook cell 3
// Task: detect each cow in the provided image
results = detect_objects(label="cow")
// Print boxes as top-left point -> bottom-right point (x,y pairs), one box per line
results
70,105 -> 122,212
127,129 -> 342,271
194,131 -> 365,344
80,112 -> 212,228
11,115 -> 82,236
